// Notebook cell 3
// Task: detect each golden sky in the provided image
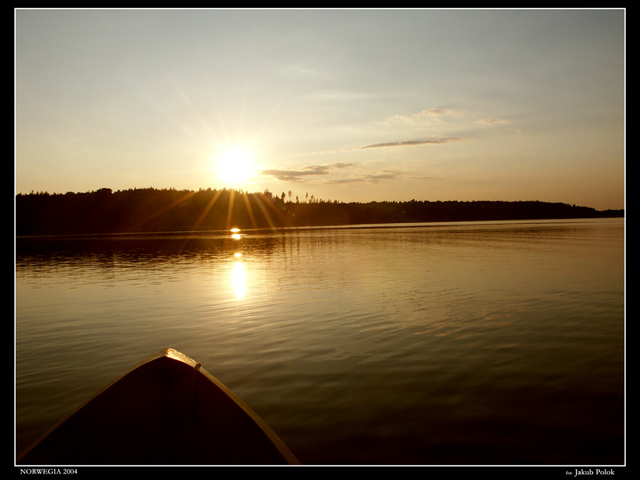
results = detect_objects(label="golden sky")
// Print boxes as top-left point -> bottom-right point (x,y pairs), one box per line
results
15,9 -> 625,210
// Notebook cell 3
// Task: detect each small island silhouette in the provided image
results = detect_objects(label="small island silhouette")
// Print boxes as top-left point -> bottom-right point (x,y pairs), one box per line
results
15,187 -> 624,237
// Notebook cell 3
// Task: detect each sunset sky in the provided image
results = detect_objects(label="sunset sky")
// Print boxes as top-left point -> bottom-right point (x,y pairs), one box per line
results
15,9 -> 625,210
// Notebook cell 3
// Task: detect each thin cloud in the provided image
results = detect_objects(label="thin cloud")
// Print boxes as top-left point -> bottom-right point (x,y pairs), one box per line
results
476,118 -> 511,125
360,136 -> 463,149
380,108 -> 463,127
327,172 -> 397,184
259,162 -> 424,185
325,170 -> 431,185
259,162 -> 353,182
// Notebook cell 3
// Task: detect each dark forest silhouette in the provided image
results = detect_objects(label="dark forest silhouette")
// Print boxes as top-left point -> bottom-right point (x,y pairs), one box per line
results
15,187 -> 624,237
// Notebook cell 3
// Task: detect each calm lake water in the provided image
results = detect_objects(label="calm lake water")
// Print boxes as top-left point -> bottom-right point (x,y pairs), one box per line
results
15,218 -> 625,466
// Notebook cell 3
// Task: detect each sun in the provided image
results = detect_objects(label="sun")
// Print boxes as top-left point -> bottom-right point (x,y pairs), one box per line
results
215,146 -> 257,187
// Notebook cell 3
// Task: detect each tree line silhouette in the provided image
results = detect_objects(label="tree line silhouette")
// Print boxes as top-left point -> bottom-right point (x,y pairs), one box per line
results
15,187 -> 623,236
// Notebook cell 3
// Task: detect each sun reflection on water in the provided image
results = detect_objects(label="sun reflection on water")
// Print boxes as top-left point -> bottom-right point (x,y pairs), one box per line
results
230,229 -> 246,299
231,260 -> 246,300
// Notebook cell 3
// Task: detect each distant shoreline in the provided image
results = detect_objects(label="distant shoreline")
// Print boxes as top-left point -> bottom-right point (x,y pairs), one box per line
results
15,188 -> 624,237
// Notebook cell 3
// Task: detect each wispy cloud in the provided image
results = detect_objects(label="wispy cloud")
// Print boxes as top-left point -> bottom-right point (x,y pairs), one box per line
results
258,162 -> 426,186
360,136 -> 464,149
476,118 -> 510,125
380,108 -> 463,127
259,162 -> 352,182
326,169 -> 431,185
326,171 -> 398,184
363,107 -> 517,150
377,107 -> 514,132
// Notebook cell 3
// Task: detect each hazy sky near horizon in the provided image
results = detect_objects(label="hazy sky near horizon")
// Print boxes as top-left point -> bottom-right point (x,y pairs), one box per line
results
15,9 -> 625,210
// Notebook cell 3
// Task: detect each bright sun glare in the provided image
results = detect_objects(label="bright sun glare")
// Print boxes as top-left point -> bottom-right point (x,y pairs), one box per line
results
215,146 -> 257,186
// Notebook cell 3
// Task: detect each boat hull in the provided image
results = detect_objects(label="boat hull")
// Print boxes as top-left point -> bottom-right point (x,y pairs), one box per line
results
17,348 -> 299,465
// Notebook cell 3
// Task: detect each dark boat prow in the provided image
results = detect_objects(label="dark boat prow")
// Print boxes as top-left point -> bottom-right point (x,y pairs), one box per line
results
17,348 -> 299,465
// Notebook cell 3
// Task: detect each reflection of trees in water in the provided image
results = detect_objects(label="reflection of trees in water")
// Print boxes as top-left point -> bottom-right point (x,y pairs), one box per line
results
16,187 -> 623,237
15,230 -> 284,268
15,231 -> 287,300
